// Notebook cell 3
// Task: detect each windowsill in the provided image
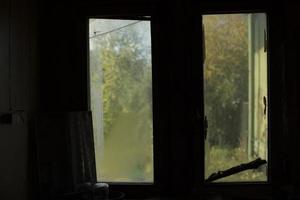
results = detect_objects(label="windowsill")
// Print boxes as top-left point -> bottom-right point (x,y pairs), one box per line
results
106,182 -> 272,199
126,195 -> 273,200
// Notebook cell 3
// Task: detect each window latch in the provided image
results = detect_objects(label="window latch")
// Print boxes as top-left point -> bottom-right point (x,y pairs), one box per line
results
204,116 -> 208,140
202,24 -> 206,64
263,96 -> 267,116
264,29 -> 268,52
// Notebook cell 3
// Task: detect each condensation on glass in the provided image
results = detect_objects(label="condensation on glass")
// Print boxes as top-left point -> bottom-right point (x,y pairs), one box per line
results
203,13 -> 268,182
89,19 -> 153,182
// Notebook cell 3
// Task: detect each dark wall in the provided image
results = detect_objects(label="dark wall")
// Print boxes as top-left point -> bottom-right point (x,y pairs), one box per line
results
284,1 -> 300,191
0,0 -> 10,111
38,2 -> 88,111
0,0 -> 38,199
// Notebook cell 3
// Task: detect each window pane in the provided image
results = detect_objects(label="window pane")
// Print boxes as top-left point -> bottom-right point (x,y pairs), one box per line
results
203,13 -> 268,182
89,19 -> 153,182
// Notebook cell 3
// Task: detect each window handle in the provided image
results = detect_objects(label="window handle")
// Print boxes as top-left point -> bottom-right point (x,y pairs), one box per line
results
204,116 -> 208,140
196,109 -> 208,140
263,96 -> 267,116
202,24 -> 206,64
264,29 -> 268,52
205,158 -> 267,183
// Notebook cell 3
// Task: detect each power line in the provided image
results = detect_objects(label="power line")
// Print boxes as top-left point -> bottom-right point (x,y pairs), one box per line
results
89,21 -> 142,39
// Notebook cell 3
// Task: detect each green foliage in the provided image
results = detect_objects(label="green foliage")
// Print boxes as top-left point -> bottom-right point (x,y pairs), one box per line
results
90,21 -> 153,182
204,15 -> 268,182
204,15 -> 249,147
95,27 -> 152,135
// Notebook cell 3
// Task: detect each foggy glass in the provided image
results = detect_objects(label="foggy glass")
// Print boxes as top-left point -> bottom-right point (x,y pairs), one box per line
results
89,19 -> 153,182
203,13 -> 268,182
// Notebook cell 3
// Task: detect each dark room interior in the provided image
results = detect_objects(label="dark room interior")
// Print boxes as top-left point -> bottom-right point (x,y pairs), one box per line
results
0,0 -> 300,200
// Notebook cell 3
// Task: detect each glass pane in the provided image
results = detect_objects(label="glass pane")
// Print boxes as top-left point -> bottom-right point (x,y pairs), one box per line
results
89,19 -> 153,182
203,13 -> 268,182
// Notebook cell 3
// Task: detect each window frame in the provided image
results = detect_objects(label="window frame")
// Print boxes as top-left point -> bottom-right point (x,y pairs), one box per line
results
88,16 -> 154,183
84,4 -> 169,198
202,12 -> 269,184
189,1 -> 285,197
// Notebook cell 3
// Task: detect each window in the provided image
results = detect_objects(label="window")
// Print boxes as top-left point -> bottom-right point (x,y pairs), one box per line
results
85,3 -> 282,196
203,13 -> 268,182
89,18 -> 153,183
